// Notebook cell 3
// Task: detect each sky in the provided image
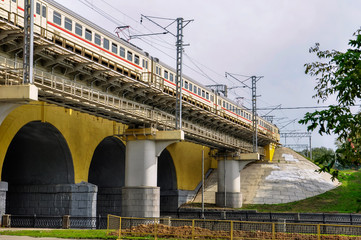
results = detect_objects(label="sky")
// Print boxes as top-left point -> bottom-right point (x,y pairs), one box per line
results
57,0 -> 361,150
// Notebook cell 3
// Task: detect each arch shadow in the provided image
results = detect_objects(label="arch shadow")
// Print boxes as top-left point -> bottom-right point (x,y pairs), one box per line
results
2,121 -> 75,215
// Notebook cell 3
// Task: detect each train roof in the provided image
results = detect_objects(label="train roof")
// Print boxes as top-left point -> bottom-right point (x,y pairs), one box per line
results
43,0 -> 277,129
43,0 -> 145,56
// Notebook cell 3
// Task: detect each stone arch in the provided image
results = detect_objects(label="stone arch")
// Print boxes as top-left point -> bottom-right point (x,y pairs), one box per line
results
88,136 -> 125,216
158,149 -> 177,190
2,121 -> 74,184
2,121 -> 76,215
158,148 -> 179,212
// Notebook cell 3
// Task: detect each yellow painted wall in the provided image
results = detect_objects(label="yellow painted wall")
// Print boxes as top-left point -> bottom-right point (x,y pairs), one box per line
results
167,142 -> 212,191
264,143 -> 276,162
0,101 -> 125,182
0,101 -> 212,190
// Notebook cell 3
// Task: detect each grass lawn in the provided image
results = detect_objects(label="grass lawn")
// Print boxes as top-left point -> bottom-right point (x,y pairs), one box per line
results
0,229 -> 118,239
241,170 -> 361,213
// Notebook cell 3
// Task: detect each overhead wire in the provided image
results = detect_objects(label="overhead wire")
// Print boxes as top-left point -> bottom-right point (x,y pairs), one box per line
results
75,0 -> 301,129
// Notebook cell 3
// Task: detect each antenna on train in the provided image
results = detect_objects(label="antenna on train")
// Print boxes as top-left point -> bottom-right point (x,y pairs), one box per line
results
130,15 -> 193,130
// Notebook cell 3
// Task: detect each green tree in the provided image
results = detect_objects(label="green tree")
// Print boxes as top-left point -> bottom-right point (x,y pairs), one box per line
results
299,29 -> 361,178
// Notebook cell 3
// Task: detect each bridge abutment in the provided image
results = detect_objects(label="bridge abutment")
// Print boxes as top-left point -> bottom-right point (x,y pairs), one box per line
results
216,153 -> 258,208
121,128 -> 184,218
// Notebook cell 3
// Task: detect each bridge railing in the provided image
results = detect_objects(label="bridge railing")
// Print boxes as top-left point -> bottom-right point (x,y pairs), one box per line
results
0,54 -> 260,152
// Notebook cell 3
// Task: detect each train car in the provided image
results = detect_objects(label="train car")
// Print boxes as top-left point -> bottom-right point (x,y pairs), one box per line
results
0,0 -> 280,143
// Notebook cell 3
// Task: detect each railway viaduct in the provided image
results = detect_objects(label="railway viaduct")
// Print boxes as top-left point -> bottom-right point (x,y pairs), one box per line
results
0,10 -> 278,219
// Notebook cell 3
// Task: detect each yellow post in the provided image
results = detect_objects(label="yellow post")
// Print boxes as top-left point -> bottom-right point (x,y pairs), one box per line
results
317,224 -> 321,240
272,222 -> 275,240
230,221 -> 233,240
106,215 -> 110,236
118,217 -> 122,239
154,218 -> 158,240
191,219 -> 195,240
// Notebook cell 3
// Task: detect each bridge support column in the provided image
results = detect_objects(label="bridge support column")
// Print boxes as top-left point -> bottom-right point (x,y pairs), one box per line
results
121,128 -> 184,218
216,153 -> 259,208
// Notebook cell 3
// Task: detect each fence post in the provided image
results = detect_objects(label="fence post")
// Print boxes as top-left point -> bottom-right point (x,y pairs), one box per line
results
96,215 -> 100,229
154,218 -> 158,240
33,214 -> 36,228
119,217 -> 122,239
272,222 -> 275,240
2,214 -> 10,228
191,219 -> 195,240
317,224 -> 321,240
350,213 -> 353,225
230,221 -> 233,240
62,215 -> 70,229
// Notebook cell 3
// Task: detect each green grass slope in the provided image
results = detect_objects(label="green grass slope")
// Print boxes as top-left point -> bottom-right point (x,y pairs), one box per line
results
242,170 -> 361,213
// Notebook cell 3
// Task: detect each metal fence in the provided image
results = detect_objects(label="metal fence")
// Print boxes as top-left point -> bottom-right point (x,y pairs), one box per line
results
107,214 -> 361,239
161,210 -> 361,225
3,215 -> 107,229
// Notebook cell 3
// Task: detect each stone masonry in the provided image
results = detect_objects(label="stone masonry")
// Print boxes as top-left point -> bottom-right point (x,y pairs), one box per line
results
193,147 -> 339,205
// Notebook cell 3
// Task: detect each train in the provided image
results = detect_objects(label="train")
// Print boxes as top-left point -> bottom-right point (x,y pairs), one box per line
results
0,0 -> 280,143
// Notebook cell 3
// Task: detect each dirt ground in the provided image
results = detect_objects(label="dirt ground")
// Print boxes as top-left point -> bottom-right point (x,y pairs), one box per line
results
112,223 -> 361,239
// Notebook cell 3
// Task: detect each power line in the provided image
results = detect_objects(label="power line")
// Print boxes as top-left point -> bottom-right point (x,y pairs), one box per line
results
257,104 -> 361,111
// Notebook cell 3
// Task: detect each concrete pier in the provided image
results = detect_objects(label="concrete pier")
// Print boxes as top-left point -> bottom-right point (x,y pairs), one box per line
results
121,128 -> 184,218
216,153 -> 258,208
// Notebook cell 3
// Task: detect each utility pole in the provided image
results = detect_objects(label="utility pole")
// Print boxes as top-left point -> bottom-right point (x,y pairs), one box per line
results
225,73 -> 263,153
175,18 -> 183,130
133,15 -> 193,130
23,0 -> 34,84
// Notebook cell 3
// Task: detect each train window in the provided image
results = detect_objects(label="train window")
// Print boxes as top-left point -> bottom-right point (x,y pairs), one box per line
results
75,23 -> 82,36
206,92 -> 209,100
127,51 -> 133,61
65,17 -> 72,31
194,86 -> 197,94
119,47 -> 125,58
36,3 -> 40,15
211,95 -> 214,102
142,59 -> 148,69
112,43 -> 118,54
103,38 -> 109,50
185,81 -> 188,89
12,0 -> 16,2
156,66 -> 159,75
223,101 -> 225,108
202,90 -> 205,98
189,83 -> 193,92
85,29 -> 92,41
42,5 -> 46,18
226,102 -> 229,109
218,99 -> 221,105
170,73 -> 174,82
164,70 -> 168,79
53,11 -> 61,25
94,33 -> 101,46
198,88 -> 201,96
134,55 -> 140,65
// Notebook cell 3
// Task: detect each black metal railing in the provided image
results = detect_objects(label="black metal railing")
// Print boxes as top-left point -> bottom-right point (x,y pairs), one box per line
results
5,215 -> 107,229
160,210 -> 361,225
